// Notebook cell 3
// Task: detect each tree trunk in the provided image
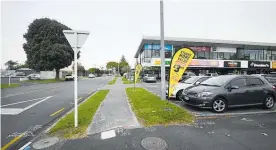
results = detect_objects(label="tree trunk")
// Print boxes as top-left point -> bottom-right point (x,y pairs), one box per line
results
55,69 -> 60,80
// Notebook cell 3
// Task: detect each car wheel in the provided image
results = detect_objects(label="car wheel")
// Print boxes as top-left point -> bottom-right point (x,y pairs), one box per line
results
263,95 -> 275,109
176,90 -> 183,101
212,98 -> 227,113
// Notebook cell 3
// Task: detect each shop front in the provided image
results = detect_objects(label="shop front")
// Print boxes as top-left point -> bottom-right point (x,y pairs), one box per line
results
247,61 -> 271,74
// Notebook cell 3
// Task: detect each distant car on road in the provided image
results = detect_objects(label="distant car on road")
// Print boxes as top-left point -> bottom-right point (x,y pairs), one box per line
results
180,75 -> 276,113
166,76 -> 211,100
27,74 -> 40,80
65,74 -> 74,81
15,72 -> 26,76
143,74 -> 157,83
88,74 -> 96,78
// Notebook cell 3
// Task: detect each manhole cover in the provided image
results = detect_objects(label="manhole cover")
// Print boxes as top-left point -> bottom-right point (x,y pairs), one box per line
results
141,137 -> 167,150
33,137 -> 59,149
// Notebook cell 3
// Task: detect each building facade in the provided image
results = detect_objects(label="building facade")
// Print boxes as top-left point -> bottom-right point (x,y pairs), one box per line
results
134,36 -> 276,75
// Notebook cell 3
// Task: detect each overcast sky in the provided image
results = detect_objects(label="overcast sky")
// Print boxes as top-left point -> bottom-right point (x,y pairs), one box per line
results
1,0 -> 276,69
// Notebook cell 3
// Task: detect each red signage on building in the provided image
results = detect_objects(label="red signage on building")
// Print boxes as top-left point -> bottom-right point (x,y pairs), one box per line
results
189,60 -> 219,67
190,46 -> 211,52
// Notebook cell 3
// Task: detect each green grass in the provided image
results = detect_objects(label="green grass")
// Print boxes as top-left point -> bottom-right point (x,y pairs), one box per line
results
23,79 -> 65,84
108,77 -> 117,85
1,83 -> 20,89
122,77 -> 133,84
49,90 -> 109,138
126,87 -> 194,126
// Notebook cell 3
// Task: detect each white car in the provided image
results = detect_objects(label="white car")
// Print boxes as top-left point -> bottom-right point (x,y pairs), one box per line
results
28,74 -> 40,80
65,74 -> 74,81
88,74 -> 96,78
166,76 -> 211,100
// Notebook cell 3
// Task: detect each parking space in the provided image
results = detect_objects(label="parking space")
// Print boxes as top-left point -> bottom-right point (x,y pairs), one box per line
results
140,82 -> 276,117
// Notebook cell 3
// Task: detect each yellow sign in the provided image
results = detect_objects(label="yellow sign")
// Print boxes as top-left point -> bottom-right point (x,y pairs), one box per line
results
134,64 -> 142,83
272,62 -> 276,69
168,48 -> 194,97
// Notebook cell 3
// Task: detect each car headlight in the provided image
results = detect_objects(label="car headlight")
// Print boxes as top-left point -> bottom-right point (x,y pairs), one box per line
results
197,92 -> 213,97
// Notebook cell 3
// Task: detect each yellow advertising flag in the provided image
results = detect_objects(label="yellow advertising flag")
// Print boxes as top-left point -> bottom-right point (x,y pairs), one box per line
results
134,64 -> 142,83
168,48 -> 195,97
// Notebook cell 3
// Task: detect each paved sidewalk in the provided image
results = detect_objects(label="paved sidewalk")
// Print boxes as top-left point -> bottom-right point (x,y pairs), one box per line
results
87,77 -> 141,135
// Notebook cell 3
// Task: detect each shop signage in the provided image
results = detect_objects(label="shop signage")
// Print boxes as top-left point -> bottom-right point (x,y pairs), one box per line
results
272,62 -> 276,69
190,46 -> 211,52
144,44 -> 173,51
153,59 -> 171,66
248,61 -> 270,68
224,61 -> 241,68
189,60 -> 219,67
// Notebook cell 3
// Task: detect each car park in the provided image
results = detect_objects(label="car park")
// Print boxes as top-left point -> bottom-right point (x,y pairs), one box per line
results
88,74 -> 96,78
166,76 -> 211,100
143,74 -> 157,83
180,75 -> 276,113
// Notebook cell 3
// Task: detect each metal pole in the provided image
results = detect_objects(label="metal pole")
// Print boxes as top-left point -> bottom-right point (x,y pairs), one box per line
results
74,32 -> 78,128
160,0 -> 166,100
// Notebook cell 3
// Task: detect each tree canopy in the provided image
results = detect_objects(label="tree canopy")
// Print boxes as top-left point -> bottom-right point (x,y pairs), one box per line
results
106,61 -> 119,70
5,60 -> 18,70
23,18 -> 76,79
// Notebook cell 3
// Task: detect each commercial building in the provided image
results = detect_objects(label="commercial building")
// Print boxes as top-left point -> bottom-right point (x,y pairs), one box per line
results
134,36 -> 276,76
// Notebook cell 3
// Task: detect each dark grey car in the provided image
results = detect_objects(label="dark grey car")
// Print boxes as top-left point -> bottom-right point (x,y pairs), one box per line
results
180,75 -> 276,113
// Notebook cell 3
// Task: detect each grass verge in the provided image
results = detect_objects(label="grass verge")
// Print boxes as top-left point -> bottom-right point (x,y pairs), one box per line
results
126,87 -> 194,126
23,79 -> 65,84
1,83 -> 20,89
122,77 -> 133,84
49,90 -> 109,138
108,77 -> 117,85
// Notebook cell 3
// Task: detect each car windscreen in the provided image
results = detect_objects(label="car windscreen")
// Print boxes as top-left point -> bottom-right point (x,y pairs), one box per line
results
182,76 -> 200,84
201,75 -> 233,86
147,74 -> 155,77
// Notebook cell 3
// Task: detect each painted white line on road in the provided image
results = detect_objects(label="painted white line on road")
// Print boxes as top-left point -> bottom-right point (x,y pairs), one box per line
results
101,130 -> 116,140
18,142 -> 31,150
0,108 -> 24,115
22,96 -> 53,111
1,87 -> 59,98
1,96 -> 49,107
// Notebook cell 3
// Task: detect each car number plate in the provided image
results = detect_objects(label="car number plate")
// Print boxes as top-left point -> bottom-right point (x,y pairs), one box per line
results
184,96 -> 189,100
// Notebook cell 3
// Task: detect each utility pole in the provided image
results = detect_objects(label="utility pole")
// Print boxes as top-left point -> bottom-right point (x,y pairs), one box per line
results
160,0 -> 166,100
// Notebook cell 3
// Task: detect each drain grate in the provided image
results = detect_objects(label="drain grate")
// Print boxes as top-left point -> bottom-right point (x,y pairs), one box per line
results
33,137 -> 59,149
141,137 -> 167,150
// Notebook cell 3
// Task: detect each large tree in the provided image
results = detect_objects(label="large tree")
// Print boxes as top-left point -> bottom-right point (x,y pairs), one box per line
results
5,60 -> 18,70
119,55 -> 129,76
23,18 -> 77,80
106,61 -> 119,70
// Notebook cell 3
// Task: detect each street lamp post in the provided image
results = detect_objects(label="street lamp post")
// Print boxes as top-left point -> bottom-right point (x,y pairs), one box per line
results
160,0 -> 166,100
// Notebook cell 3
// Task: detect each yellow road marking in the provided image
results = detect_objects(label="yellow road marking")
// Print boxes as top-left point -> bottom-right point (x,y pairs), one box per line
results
78,97 -> 83,101
50,108 -> 65,116
1,134 -> 24,150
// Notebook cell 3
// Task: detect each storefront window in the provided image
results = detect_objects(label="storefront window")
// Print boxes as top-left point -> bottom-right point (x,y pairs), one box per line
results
258,50 -> 264,60
272,50 -> 276,60
144,50 -> 152,58
144,58 -> 151,63
152,50 -> 160,58
264,49 -> 272,60
165,51 -> 172,58
197,52 -> 205,59
211,52 -> 218,59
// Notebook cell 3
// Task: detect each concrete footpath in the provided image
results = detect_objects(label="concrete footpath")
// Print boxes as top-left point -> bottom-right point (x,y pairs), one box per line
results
87,78 -> 141,135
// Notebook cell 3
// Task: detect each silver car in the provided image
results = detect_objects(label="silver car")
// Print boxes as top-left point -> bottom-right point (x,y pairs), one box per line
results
143,74 -> 157,83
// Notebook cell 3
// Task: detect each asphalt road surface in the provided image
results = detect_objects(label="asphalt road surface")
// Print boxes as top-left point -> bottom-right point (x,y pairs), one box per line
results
0,76 -> 112,149
1,77 -> 21,84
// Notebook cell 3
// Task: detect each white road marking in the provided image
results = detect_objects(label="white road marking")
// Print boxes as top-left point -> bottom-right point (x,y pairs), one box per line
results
1,96 -> 50,107
1,108 -> 24,115
18,142 -> 32,150
1,87 -> 59,98
101,130 -> 116,140
0,96 -> 53,115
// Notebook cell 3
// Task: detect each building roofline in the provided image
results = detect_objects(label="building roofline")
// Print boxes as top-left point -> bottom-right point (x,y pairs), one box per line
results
134,36 -> 276,58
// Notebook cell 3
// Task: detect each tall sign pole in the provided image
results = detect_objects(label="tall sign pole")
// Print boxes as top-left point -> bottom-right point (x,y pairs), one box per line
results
160,0 -> 166,100
63,30 -> 89,128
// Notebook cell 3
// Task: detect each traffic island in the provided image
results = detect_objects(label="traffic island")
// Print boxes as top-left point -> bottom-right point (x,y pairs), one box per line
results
125,87 -> 194,126
108,77 -> 117,85
122,77 -> 133,84
49,90 -> 109,139
1,83 -> 20,89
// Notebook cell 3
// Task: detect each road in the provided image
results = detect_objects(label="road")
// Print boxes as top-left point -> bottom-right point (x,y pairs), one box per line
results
0,76 -> 112,149
1,77 -> 21,84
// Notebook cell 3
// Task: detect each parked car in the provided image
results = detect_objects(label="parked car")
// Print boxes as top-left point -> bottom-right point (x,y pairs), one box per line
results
65,74 -> 74,81
143,74 -> 157,83
180,75 -> 276,113
166,76 -> 211,100
166,72 -> 196,81
88,74 -> 96,78
27,74 -> 40,80
15,72 -> 26,76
